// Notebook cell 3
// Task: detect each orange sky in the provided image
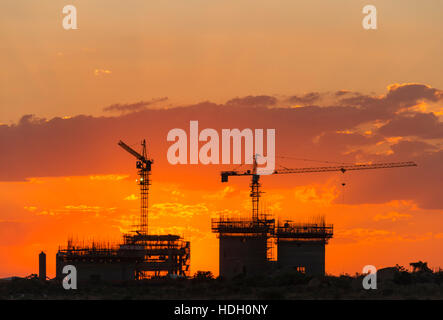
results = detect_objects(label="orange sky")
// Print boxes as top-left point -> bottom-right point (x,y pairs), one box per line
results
0,1 -> 442,278
1,166 -> 442,278
1,83 -> 442,278
1,1 -> 443,123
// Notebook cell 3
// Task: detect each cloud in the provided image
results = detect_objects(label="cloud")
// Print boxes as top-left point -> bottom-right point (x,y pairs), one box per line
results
33,205 -> 116,216
335,228 -> 434,244
160,185 -> 185,199
287,92 -> 321,105
0,83 -> 442,209
389,140 -> 438,158
386,83 -> 442,104
149,226 -> 209,241
89,174 -> 129,181
203,186 -> 237,200
378,113 -> 443,139
225,95 -> 277,108
373,211 -> 412,222
103,97 -> 168,114
94,69 -> 112,76
150,202 -> 209,219
294,185 -> 338,206
334,228 -> 397,244
124,194 -> 138,201
335,90 -> 353,97
338,83 -> 443,121
112,214 -> 139,234
210,208 -> 242,219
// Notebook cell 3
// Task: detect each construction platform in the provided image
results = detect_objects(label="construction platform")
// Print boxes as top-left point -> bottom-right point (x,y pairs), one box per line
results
275,220 -> 333,243
211,216 -> 275,237
56,235 -> 190,282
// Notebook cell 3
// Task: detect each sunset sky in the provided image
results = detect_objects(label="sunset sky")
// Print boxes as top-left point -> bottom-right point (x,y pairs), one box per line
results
0,1 -> 442,278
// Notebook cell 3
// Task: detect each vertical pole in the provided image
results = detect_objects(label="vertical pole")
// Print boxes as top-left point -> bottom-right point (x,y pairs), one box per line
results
139,140 -> 150,236
39,251 -> 46,281
250,175 -> 260,221
250,154 -> 261,221
139,168 -> 149,235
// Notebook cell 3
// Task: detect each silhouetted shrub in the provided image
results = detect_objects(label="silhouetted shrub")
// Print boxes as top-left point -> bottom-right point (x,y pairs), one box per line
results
192,271 -> 214,281
394,271 -> 412,285
273,271 -> 310,286
1,267 -> 442,299
328,275 -> 353,289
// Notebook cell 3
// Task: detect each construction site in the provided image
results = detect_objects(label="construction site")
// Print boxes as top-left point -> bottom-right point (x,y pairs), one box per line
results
54,140 -> 417,282
56,140 -> 190,282
212,157 -> 416,279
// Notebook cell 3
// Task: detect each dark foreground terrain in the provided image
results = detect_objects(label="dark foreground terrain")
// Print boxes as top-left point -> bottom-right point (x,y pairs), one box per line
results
1,268 -> 442,300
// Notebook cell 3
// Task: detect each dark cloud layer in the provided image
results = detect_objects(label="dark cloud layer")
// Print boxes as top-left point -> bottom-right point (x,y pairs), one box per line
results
0,83 -> 442,209
379,113 -> 443,139
103,97 -> 168,113
225,95 -> 277,108
287,92 -> 321,105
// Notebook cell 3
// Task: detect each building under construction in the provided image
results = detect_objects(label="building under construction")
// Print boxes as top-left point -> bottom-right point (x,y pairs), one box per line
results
213,157 -> 416,278
275,219 -> 333,275
56,140 -> 190,282
212,214 -> 275,278
212,216 -> 333,278
56,235 -> 190,281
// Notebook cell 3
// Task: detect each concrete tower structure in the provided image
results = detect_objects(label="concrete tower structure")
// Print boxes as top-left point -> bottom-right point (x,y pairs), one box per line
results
212,216 -> 275,279
275,219 -> 333,275
39,251 -> 46,281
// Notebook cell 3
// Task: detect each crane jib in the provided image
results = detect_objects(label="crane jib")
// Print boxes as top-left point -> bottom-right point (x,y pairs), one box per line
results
219,160 -> 417,221
221,161 -> 417,182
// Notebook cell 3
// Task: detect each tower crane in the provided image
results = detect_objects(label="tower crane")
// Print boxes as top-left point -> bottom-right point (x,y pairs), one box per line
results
118,140 -> 153,235
221,156 -> 417,221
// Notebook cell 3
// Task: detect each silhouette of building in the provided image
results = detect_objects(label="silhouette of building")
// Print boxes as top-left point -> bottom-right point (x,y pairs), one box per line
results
275,219 -> 333,275
55,140 -> 191,282
212,215 -> 333,278
212,215 -> 275,278
56,236 -> 190,282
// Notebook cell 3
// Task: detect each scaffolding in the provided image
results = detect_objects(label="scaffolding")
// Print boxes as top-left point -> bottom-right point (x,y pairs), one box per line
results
212,213 -> 334,277
275,220 -> 333,244
56,235 -> 190,280
211,216 -> 275,238
122,233 -> 190,279
56,139 -> 191,281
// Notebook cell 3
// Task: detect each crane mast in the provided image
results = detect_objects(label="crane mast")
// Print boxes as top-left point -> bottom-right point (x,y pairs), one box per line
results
221,160 -> 417,222
118,140 -> 153,235
250,155 -> 261,221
